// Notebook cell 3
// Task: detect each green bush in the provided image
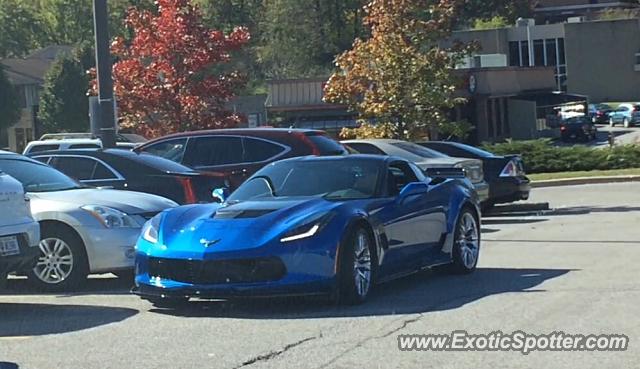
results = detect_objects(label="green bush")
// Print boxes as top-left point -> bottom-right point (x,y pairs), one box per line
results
481,139 -> 640,174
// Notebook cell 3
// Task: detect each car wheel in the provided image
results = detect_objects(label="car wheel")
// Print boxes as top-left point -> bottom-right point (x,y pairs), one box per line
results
623,118 -> 630,128
609,117 -> 615,127
337,226 -> 375,305
450,209 -> 480,274
146,296 -> 190,308
0,271 -> 7,289
27,225 -> 89,292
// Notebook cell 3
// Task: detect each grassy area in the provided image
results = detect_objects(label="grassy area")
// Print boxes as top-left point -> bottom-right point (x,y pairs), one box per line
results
530,168 -> 640,181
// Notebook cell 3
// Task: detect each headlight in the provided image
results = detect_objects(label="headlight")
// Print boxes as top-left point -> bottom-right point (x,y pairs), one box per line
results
81,205 -> 138,228
280,212 -> 335,243
141,213 -> 163,244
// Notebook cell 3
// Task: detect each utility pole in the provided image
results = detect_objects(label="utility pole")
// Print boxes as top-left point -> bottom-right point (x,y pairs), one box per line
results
92,0 -> 117,148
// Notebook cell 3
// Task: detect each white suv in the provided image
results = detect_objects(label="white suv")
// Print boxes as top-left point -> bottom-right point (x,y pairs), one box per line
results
0,170 -> 40,286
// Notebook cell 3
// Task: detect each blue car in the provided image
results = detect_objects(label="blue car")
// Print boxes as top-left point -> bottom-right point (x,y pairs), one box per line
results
133,155 -> 481,306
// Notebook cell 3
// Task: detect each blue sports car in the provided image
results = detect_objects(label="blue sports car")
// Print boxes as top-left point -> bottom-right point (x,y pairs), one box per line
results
133,155 -> 481,306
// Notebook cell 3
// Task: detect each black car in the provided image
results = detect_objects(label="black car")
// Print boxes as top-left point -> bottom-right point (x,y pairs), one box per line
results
588,103 -> 613,124
560,116 -> 597,142
134,128 -> 348,190
29,149 -> 223,204
418,141 -> 530,209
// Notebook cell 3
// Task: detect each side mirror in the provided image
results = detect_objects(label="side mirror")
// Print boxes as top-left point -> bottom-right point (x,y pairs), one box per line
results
212,187 -> 230,203
398,182 -> 429,201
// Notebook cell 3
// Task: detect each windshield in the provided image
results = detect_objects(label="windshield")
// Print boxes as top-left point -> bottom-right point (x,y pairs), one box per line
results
391,142 -> 449,159
228,159 -> 381,201
0,158 -> 83,193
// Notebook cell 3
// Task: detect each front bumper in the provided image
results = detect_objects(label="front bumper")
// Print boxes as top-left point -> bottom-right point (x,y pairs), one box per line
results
133,236 -> 339,299
473,181 -> 490,203
78,226 -> 141,273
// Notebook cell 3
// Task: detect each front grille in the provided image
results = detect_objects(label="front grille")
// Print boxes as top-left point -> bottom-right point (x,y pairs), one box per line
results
147,257 -> 287,284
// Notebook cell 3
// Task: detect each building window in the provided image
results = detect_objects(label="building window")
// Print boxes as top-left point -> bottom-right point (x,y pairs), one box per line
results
635,53 -> 640,71
558,38 -> 566,65
487,99 -> 495,138
14,128 -> 26,154
534,40 -> 545,66
520,41 -> 530,67
545,39 -> 557,67
509,42 -> 520,66
496,98 -> 504,137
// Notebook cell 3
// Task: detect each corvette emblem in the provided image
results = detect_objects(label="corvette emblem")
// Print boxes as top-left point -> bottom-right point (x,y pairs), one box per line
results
200,238 -> 221,248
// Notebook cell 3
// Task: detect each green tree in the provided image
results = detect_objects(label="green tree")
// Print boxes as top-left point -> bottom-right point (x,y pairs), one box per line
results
39,49 -> 91,133
473,16 -> 509,30
0,65 -> 21,133
258,0 -> 365,78
324,0 -> 476,140
0,0 -> 44,57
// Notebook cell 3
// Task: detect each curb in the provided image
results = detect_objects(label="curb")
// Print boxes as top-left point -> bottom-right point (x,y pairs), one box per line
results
531,175 -> 640,188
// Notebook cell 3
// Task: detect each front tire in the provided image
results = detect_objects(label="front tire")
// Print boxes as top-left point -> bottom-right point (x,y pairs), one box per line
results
623,118 -> 630,128
337,226 -> 375,305
27,225 -> 89,292
609,117 -> 615,127
450,209 -> 480,274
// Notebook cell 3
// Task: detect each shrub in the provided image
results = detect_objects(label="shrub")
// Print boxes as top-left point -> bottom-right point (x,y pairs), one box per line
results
481,139 -> 640,174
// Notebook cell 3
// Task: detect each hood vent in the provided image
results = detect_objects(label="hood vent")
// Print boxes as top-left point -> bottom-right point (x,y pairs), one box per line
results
212,209 -> 277,219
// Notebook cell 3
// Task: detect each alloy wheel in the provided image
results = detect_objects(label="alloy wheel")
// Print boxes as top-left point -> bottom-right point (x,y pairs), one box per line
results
456,213 -> 479,269
34,238 -> 74,284
352,231 -> 372,298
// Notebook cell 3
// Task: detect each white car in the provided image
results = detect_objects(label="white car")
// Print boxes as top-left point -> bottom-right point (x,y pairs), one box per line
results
23,138 -> 139,155
0,151 -> 177,291
0,170 -> 40,286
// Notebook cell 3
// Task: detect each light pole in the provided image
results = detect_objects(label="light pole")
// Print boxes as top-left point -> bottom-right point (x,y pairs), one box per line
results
92,0 -> 117,148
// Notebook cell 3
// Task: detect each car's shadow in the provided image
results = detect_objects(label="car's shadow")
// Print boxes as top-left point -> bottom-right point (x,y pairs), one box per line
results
151,267 -> 572,319
1,275 -> 133,297
0,303 -> 138,337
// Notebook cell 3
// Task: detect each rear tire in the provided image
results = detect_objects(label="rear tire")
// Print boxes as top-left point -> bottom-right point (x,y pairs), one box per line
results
450,208 -> 481,274
27,224 -> 89,292
336,226 -> 375,305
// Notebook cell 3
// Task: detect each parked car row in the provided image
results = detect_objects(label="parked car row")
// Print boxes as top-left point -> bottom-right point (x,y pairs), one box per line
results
588,103 -> 640,128
1,128 -> 530,298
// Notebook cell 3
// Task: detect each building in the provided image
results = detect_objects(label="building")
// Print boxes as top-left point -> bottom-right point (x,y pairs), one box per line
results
534,0 -> 640,23
451,17 -> 640,103
265,78 -> 356,135
1,46 -> 72,152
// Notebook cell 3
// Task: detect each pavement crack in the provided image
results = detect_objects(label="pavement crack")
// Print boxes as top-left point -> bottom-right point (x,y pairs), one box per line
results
233,334 -> 321,369
317,314 -> 424,369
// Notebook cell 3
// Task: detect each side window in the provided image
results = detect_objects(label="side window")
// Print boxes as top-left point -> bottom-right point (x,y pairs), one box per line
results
68,144 -> 101,149
141,138 -> 188,163
27,144 -> 60,153
243,138 -> 286,162
386,162 -> 419,196
187,136 -> 243,167
49,157 -> 97,181
33,156 -> 51,164
346,143 -> 387,155
92,162 -> 118,180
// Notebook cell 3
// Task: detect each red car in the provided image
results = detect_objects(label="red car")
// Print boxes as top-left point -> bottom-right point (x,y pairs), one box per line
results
134,129 -> 348,190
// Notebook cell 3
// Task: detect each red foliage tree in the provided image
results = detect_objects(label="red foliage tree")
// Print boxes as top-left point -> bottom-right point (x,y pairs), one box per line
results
107,0 -> 250,137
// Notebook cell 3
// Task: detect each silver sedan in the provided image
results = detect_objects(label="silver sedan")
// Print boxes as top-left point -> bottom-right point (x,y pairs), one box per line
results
0,151 -> 178,291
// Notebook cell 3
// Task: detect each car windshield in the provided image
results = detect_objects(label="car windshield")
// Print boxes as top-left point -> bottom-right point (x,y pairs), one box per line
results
0,158 -> 83,193
228,159 -> 381,201
391,142 -> 449,159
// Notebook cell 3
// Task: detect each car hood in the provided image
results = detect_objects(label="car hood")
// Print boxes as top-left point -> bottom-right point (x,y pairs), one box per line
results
159,197 -> 339,254
28,188 -> 178,214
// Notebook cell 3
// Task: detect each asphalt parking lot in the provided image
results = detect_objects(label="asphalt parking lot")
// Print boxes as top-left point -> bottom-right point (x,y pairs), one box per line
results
1,182 -> 639,369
